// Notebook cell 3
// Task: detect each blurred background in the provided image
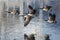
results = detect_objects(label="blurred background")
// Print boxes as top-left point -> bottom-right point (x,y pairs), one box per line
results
0,0 -> 60,40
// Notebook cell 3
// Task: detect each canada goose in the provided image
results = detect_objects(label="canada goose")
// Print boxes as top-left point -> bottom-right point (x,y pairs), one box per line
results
47,13 -> 56,23
24,10 -> 36,26
39,5 -> 52,11
24,5 -> 36,26
7,9 -> 20,15
7,10 -> 16,15
24,34 -> 28,39
28,5 -> 33,10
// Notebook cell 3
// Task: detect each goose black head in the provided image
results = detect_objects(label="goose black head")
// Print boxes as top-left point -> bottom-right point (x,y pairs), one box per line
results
8,11 -> 11,13
49,13 -> 53,17
30,9 -> 36,15
47,13 -> 56,23
24,34 -> 28,38
28,5 -> 33,10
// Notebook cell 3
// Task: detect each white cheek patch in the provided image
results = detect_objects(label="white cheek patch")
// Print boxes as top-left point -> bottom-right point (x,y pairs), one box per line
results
48,17 -> 51,20
10,10 -> 16,15
24,15 -> 28,18
47,20 -> 54,23
43,8 -> 48,11
28,14 -> 33,16
11,12 -> 14,14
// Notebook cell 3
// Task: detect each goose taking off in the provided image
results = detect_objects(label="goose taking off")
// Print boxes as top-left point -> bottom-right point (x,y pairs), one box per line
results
24,5 -> 36,27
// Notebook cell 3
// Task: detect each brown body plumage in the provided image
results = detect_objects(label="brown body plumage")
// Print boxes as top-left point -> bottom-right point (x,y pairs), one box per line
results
24,5 -> 36,26
24,15 -> 32,26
